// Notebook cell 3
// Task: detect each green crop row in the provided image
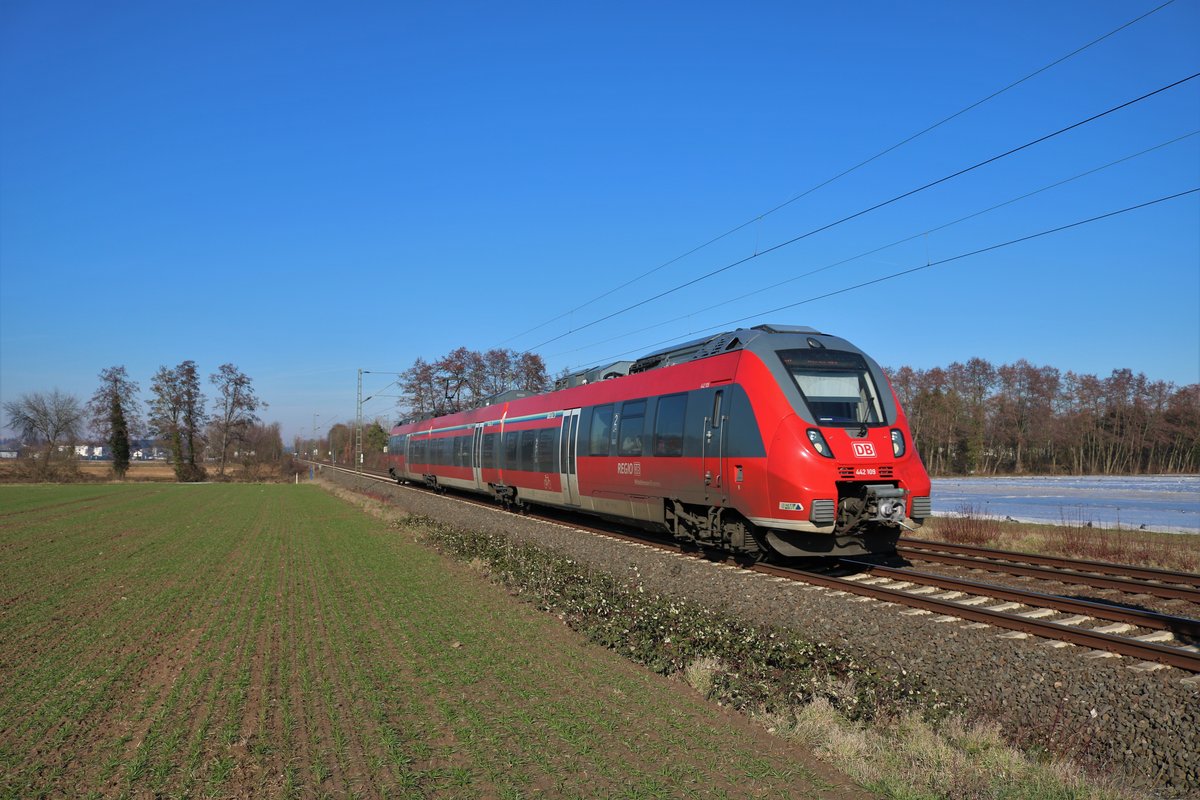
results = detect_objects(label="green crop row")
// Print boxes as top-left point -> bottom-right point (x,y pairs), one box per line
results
1,484 -> 835,799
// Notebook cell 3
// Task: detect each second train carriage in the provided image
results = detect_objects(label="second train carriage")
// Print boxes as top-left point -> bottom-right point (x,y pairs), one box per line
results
386,324 -> 931,558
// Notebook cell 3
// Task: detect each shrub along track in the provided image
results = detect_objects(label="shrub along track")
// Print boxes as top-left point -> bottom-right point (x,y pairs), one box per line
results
0,483 -> 865,799
319,466 -> 1200,795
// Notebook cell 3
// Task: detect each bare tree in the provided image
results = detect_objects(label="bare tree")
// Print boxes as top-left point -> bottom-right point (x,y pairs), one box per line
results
87,366 -> 142,479
328,423 -> 351,463
149,361 -> 207,481
400,357 -> 438,420
2,389 -> 85,474
514,352 -> 549,393
149,365 -> 184,475
887,359 -> 1199,476
209,363 -> 263,476
238,422 -> 284,479
400,347 -> 550,420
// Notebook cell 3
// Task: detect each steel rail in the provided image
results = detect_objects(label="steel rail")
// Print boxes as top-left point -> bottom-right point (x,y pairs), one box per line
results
752,562 -> 1200,672
898,537 -> 1200,586
895,546 -> 1200,603
839,561 -> 1200,638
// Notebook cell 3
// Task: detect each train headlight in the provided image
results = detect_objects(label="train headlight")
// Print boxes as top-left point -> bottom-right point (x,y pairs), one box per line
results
807,429 -> 834,458
891,429 -> 906,457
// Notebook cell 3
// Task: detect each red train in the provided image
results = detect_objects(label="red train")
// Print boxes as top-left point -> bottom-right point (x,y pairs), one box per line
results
386,325 -> 931,558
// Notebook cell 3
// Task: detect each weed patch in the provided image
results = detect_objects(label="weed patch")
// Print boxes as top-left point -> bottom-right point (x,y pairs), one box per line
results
415,518 -> 937,723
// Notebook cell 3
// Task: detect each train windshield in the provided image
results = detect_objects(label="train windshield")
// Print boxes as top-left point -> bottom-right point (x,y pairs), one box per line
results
778,349 -> 885,426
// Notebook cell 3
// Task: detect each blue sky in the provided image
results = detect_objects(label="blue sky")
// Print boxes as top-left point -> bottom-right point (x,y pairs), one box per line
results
2,0 -> 1198,443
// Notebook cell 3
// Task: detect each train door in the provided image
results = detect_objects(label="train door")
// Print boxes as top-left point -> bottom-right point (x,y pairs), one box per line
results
559,408 -> 581,505
701,389 -> 728,503
471,424 -> 485,490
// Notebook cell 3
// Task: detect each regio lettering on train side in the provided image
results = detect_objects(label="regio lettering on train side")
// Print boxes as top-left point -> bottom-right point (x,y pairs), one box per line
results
616,462 -> 642,476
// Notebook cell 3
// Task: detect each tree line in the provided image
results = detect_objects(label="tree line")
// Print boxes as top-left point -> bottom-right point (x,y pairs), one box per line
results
400,347 -> 549,419
300,421 -> 390,468
3,361 -> 276,481
886,359 -> 1200,476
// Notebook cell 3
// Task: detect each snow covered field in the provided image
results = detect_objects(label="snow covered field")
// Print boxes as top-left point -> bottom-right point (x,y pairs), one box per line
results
929,475 -> 1200,534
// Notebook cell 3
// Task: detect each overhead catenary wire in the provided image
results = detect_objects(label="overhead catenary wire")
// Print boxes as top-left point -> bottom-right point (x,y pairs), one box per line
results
544,130 -> 1200,362
567,187 -> 1200,370
501,0 -> 1181,347
522,71 -> 1200,354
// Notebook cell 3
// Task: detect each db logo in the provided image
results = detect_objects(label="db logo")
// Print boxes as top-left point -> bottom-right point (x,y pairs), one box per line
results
852,442 -> 877,458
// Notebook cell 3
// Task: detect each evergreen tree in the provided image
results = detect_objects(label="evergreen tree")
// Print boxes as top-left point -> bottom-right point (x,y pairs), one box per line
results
87,366 -> 141,480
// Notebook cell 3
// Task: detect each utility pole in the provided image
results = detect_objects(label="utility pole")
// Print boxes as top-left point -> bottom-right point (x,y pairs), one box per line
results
355,369 -> 363,472
312,412 -> 319,460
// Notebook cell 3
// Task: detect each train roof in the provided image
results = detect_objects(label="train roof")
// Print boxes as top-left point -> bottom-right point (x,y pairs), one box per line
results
555,324 -> 825,390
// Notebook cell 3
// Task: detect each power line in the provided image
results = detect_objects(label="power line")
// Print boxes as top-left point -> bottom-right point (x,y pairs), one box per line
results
502,0 -> 1180,346
545,130 -> 1200,362
523,71 -> 1200,353
571,187 -> 1199,369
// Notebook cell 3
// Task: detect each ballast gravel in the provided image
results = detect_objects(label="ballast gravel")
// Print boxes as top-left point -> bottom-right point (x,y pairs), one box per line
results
322,470 -> 1199,795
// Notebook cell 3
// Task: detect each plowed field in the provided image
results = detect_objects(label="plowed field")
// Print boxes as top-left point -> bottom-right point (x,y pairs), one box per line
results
0,484 -> 861,799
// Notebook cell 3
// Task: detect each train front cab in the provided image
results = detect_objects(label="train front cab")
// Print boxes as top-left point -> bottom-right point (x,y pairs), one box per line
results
738,332 -> 932,558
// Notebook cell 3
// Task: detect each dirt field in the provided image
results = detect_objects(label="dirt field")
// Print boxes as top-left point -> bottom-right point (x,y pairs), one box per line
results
0,483 -> 865,799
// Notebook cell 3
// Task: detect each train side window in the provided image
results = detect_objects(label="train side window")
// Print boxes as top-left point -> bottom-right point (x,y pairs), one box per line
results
711,390 -> 723,427
481,433 -> 496,469
618,399 -> 646,457
503,431 -> 519,469
519,430 -> 536,472
589,405 -> 613,456
536,428 -> 558,472
653,394 -> 687,457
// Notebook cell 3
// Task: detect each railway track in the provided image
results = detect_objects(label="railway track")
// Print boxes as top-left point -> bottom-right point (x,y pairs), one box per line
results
314,462 -> 1200,673
896,537 -> 1200,603
760,562 -> 1200,673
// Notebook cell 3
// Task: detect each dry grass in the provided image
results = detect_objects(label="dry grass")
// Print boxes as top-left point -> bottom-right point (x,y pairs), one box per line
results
775,698 -> 1140,800
683,655 -> 725,698
0,458 -> 299,484
0,459 -> 178,481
